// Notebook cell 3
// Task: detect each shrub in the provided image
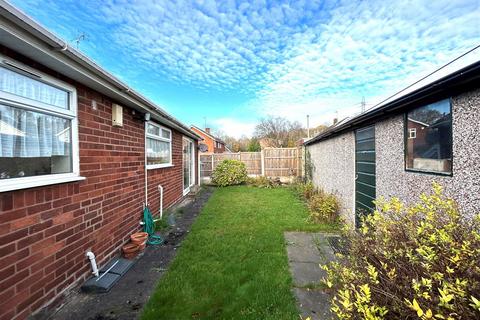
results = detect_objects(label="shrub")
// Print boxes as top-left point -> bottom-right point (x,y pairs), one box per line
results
291,182 -> 340,223
309,190 -> 340,223
247,176 -> 281,188
211,159 -> 248,187
293,181 -> 316,200
322,183 -> 480,319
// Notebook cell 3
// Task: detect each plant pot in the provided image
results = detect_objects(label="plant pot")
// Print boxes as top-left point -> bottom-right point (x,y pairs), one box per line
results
131,232 -> 148,245
123,251 -> 138,259
137,240 -> 147,251
122,243 -> 139,259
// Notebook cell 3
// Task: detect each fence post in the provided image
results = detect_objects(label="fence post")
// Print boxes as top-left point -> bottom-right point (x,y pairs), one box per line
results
211,154 -> 214,175
260,149 -> 265,176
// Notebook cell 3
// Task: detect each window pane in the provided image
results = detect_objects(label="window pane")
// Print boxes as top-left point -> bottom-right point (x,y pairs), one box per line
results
146,138 -> 170,165
0,104 -> 72,179
147,123 -> 160,136
406,99 -> 452,173
0,66 -> 69,109
161,129 -> 170,139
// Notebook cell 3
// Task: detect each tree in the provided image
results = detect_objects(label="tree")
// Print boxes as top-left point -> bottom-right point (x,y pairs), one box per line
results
247,138 -> 261,152
254,116 -> 305,147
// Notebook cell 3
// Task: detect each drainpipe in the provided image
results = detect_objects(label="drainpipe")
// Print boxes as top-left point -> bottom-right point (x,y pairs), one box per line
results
86,251 -> 99,277
158,185 -> 163,219
144,121 -> 148,208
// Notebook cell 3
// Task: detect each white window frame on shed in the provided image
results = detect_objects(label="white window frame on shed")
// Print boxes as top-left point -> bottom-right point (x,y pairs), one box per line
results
146,121 -> 173,169
0,55 -> 83,192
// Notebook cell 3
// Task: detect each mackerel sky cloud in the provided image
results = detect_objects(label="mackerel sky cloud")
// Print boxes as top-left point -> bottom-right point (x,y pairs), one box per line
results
12,0 -> 480,137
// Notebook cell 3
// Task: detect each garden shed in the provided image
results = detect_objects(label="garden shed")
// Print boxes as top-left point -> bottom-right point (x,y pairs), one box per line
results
305,61 -> 480,226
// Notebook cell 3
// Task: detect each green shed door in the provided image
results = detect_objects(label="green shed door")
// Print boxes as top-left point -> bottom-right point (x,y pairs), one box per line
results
355,126 -> 376,227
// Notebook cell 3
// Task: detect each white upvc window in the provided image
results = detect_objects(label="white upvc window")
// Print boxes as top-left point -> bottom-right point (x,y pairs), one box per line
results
0,56 -> 83,192
146,121 -> 172,169
408,128 -> 417,139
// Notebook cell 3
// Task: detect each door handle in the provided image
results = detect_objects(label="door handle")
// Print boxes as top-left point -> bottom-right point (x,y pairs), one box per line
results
355,174 -> 358,180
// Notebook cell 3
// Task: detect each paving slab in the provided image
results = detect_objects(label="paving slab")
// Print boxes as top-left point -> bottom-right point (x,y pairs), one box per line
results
294,288 -> 332,320
285,232 -> 339,320
290,261 -> 326,287
285,232 -> 322,263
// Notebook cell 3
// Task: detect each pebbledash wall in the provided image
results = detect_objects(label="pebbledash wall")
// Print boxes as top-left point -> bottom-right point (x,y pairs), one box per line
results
307,87 -> 480,224
376,88 -> 480,218
0,47 -> 197,320
307,132 -> 356,225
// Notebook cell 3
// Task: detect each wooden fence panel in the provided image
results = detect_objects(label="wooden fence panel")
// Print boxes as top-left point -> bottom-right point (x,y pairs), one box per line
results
200,148 -> 299,178
200,155 -> 213,177
263,148 -> 298,177
239,152 -> 262,175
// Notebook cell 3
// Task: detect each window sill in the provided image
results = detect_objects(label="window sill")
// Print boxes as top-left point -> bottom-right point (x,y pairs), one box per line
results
0,175 -> 86,193
405,168 -> 452,177
146,164 -> 174,170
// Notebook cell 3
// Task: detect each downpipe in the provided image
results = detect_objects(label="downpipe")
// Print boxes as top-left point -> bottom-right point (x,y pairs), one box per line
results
86,251 -> 99,277
140,184 -> 163,225
158,185 -> 163,220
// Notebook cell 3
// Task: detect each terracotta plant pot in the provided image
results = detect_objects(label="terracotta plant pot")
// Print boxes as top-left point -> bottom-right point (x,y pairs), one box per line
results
137,240 -> 147,251
131,232 -> 148,245
122,243 -> 139,259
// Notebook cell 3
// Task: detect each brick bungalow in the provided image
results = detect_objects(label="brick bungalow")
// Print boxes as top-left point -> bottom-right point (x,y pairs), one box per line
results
0,2 -> 200,319
190,126 -> 228,154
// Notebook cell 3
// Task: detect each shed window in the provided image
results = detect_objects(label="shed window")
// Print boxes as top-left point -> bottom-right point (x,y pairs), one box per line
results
405,99 -> 452,174
146,122 -> 172,169
0,57 -> 80,192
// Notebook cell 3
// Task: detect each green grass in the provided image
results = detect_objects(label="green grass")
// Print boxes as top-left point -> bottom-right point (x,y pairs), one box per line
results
141,186 -> 336,320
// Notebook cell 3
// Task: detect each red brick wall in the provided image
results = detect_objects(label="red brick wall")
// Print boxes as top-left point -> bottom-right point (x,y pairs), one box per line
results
213,142 -> 226,153
146,132 -> 198,216
0,46 -> 195,319
190,127 -> 223,154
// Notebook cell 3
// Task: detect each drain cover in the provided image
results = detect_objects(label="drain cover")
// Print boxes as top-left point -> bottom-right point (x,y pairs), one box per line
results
81,258 -> 135,293
327,236 -> 349,255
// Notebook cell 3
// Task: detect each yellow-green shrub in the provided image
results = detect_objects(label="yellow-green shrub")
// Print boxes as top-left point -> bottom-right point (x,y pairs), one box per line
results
211,159 -> 247,187
309,190 -> 340,223
292,182 -> 340,223
293,181 -> 316,200
322,183 -> 480,319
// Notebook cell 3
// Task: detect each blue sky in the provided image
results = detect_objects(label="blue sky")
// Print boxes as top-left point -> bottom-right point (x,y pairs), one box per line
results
11,0 -> 480,137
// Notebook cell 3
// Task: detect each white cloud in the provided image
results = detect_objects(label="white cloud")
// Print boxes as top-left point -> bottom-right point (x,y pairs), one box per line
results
211,118 -> 256,138
14,0 -> 480,133
252,0 -> 480,126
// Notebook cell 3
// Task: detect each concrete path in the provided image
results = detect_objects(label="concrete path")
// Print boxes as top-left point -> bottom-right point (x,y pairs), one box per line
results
285,232 -> 338,320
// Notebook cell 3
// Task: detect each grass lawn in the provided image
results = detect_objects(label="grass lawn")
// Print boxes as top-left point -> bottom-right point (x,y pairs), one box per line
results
141,186 -> 336,320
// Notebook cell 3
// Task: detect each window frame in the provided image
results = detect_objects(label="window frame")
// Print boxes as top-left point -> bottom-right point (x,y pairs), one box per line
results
0,56 -> 83,192
403,98 -> 453,177
408,128 -> 417,139
145,121 -> 173,169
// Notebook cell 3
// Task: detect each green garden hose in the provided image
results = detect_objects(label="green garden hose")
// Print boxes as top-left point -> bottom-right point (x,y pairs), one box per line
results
143,207 -> 164,245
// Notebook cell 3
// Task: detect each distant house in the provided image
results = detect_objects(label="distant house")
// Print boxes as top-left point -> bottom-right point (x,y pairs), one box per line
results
190,126 -> 228,153
304,60 -> 480,227
0,2 -> 201,319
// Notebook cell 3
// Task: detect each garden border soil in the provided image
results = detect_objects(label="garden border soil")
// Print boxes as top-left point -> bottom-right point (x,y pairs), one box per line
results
37,187 -> 214,320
